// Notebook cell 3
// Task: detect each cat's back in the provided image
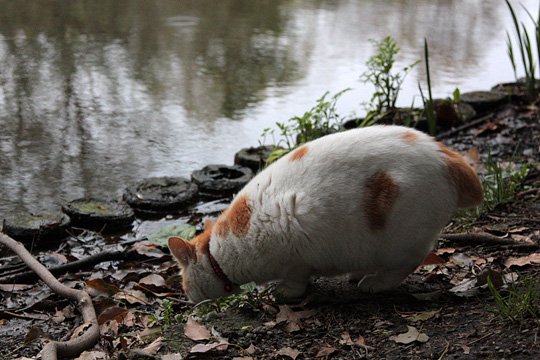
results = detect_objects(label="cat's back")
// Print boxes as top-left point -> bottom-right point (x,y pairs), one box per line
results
243,125 -> 480,232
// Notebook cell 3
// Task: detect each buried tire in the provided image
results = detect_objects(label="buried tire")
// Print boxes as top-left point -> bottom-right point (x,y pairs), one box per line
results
191,164 -> 253,198
2,211 -> 71,245
62,198 -> 135,231
234,145 -> 277,172
123,177 -> 198,217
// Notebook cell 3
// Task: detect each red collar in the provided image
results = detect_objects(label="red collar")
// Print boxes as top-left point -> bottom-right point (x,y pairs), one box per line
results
207,250 -> 235,293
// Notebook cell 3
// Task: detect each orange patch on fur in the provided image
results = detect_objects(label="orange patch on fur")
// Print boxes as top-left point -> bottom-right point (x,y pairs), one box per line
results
290,145 -> 309,161
437,143 -> 483,208
214,218 -> 230,238
225,194 -> 252,237
400,130 -> 418,143
365,171 -> 400,230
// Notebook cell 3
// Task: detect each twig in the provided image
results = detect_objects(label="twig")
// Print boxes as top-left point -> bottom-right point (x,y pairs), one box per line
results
435,113 -> 494,140
439,232 -> 529,246
0,233 -> 100,360
0,246 -> 144,283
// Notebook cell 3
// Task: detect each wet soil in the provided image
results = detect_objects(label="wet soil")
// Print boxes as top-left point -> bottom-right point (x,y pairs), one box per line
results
0,102 -> 539,359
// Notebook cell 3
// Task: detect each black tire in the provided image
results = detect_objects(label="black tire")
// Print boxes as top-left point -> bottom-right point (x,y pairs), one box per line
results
62,198 -> 135,231
191,164 -> 253,198
2,211 -> 71,244
234,145 -> 275,172
123,177 -> 198,217
460,91 -> 508,113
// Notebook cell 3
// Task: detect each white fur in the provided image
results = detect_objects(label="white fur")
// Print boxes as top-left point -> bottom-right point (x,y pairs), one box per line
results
180,126 -> 480,302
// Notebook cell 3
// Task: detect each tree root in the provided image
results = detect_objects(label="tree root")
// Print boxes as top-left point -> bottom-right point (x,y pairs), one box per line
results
439,232 -> 538,248
0,239 -> 145,283
0,233 -> 100,360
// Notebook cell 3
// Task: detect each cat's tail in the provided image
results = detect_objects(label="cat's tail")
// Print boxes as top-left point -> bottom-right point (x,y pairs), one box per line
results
437,143 -> 483,208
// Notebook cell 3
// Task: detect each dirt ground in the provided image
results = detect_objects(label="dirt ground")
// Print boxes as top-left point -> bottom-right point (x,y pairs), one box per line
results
1,101 -> 539,359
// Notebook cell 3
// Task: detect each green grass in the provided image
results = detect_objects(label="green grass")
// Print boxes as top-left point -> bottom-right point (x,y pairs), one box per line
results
261,89 -> 349,164
505,0 -> 540,98
488,274 -> 540,325
361,35 -> 419,124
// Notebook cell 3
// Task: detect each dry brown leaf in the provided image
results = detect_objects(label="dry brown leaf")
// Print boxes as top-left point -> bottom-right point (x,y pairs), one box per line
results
140,336 -> 162,355
390,326 -> 429,344
504,253 -> 540,268
315,345 -> 337,357
113,289 -> 149,305
400,309 -> 440,322
99,319 -> 119,336
189,340 -> 228,354
245,343 -> 257,354
420,252 -> 446,266
435,247 -> 456,256
276,346 -> 301,359
85,278 -> 120,297
184,319 -> 211,341
161,354 -> 183,360
97,306 -> 129,325
133,241 -> 167,258
74,351 -> 108,360
0,284 -> 34,292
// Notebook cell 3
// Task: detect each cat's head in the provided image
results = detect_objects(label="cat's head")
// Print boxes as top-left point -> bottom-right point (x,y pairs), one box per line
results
168,223 -> 239,303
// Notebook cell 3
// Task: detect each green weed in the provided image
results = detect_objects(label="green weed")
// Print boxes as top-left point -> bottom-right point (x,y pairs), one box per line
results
361,36 -> 418,121
488,274 -> 540,324
505,0 -> 540,98
262,89 -> 349,164
189,282 -> 274,319
482,154 -> 529,212
418,38 -> 437,136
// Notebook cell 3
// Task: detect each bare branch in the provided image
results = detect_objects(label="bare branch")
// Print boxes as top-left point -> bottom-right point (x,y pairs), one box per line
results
0,233 -> 100,360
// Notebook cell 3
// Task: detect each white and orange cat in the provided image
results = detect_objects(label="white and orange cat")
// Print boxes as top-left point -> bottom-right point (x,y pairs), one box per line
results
169,125 -> 482,303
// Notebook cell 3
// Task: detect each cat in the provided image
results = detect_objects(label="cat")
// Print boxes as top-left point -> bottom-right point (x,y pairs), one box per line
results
169,125 -> 483,303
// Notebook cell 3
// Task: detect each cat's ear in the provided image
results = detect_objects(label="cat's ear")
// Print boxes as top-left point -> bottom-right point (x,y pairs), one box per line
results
168,236 -> 196,267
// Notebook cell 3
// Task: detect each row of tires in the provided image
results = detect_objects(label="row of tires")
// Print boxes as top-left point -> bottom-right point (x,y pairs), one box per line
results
1,146 -> 275,244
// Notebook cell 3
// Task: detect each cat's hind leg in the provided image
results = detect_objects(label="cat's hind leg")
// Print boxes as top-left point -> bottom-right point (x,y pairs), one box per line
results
275,273 -> 310,300
354,268 -> 412,293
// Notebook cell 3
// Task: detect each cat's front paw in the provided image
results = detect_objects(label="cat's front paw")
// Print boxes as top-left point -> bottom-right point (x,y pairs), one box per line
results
274,280 -> 308,303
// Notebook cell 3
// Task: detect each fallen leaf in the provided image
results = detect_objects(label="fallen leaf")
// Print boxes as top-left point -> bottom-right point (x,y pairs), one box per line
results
449,278 -> 478,296
184,319 -> 211,341
435,247 -> 456,256
232,357 -> 254,360
97,306 -> 129,325
189,340 -> 228,353
390,326 -> 429,344
0,284 -> 34,292
245,344 -> 257,354
451,253 -> 474,268
400,309 -> 440,322
504,253 -> 540,268
276,347 -> 301,359
133,241 -> 167,258
148,223 -> 196,246
315,345 -> 337,357
113,289 -> 149,305
24,326 -> 49,344
52,310 -> 66,324
139,274 -> 167,287
161,354 -> 183,360
461,344 -> 471,355
140,336 -> 162,355
85,279 -> 120,297
420,252 -> 446,266
339,332 -> 355,346
74,351 -> 108,360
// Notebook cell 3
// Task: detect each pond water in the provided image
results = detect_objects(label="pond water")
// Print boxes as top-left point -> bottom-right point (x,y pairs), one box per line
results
0,0 -> 537,216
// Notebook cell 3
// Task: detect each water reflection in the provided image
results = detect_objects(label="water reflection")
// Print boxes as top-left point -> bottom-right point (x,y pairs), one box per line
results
0,0 -> 535,216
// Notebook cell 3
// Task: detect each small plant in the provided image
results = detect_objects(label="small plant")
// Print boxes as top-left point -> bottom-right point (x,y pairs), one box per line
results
189,282 -> 274,319
488,274 -> 540,324
418,38 -> 437,136
261,89 -> 349,164
361,35 -> 418,124
482,154 -> 529,212
505,0 -> 540,98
